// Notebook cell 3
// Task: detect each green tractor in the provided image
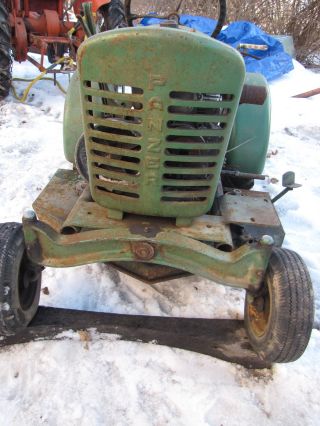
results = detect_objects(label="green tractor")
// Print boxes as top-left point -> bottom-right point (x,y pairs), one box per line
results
0,0 -> 314,364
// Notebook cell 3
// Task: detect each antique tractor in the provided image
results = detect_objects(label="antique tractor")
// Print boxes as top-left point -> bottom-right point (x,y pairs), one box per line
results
0,0 -> 314,363
0,0 -> 125,99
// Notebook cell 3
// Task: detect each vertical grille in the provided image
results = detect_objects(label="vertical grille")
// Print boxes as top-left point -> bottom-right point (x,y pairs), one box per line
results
83,82 -> 235,208
163,91 -> 233,203
84,81 -> 144,200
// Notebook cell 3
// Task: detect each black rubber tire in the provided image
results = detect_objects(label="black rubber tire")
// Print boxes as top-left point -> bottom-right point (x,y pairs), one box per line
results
0,1 -> 11,100
75,134 -> 89,181
0,223 -> 42,336
99,0 -> 128,31
245,248 -> 314,363
47,43 -> 67,64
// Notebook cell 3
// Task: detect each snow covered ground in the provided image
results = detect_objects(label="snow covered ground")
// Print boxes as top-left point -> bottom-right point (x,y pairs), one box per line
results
0,57 -> 320,425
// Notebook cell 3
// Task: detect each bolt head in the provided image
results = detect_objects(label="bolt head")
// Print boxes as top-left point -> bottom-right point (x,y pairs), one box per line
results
260,235 -> 274,246
131,242 -> 155,261
23,209 -> 36,221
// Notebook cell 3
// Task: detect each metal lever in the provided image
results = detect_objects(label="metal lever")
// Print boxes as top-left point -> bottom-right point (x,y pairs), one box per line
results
272,171 -> 302,203
237,44 -> 268,60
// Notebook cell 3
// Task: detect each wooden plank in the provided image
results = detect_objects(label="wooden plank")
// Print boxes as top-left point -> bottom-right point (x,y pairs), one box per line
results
0,307 -> 269,369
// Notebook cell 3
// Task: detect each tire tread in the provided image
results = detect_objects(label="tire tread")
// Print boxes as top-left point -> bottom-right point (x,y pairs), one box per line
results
0,223 -> 41,336
245,248 -> 314,363
0,2 -> 12,99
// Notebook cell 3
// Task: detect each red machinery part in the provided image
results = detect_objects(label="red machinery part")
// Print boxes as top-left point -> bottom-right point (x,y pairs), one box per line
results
91,0 -> 111,13
43,9 -> 61,36
8,0 -> 109,63
25,0 -> 64,17
24,11 -> 73,34
14,17 -> 28,61
73,0 -> 111,14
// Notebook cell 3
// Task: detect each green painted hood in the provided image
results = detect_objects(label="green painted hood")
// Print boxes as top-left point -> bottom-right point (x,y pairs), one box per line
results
78,26 -> 245,218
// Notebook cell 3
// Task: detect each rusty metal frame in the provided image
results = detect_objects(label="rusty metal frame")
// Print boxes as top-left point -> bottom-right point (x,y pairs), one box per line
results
23,173 -> 275,291
23,216 -> 271,291
24,168 -> 279,289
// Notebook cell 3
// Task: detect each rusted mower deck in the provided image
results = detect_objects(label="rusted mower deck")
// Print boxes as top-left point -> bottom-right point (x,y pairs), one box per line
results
0,306 -> 270,369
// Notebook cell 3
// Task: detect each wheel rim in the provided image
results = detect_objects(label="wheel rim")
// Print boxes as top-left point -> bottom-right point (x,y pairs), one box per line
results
18,253 -> 40,311
247,284 -> 271,338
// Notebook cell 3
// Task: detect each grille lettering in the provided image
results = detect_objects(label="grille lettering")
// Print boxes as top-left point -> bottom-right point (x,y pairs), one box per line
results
145,156 -> 161,169
147,118 -> 163,132
147,138 -> 162,153
148,96 -> 164,111
146,174 -> 157,185
145,75 -> 167,186
148,74 -> 167,90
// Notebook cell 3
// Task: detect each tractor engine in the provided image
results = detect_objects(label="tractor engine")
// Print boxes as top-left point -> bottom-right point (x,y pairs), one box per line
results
78,25 -> 245,223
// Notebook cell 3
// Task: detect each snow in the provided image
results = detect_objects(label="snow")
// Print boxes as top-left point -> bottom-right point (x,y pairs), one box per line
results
0,57 -> 320,424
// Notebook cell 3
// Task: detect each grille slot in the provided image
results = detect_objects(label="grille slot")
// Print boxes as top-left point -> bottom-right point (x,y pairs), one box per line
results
161,196 -> 207,202
168,106 -> 230,116
87,121 -> 142,134
87,115 -> 142,125
93,163 -> 140,178
170,91 -> 234,101
86,99 -> 143,111
164,174 -> 214,181
166,148 -> 220,157
97,186 -> 140,199
167,120 -> 227,130
166,135 -> 224,144
161,184 -> 210,202
92,137 -> 141,152
165,161 -> 216,168
84,80 -> 144,95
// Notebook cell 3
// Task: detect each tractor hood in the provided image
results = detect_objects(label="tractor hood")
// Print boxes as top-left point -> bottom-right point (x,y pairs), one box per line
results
77,26 -> 245,221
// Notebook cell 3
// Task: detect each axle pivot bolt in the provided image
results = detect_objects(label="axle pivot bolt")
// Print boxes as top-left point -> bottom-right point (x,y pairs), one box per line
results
260,235 -> 274,246
23,209 -> 37,221
132,242 -> 155,261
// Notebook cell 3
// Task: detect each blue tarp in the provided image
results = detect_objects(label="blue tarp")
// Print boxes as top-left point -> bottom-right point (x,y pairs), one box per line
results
140,16 -> 294,81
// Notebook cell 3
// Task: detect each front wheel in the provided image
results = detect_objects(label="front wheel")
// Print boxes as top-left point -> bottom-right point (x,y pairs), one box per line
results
245,248 -> 314,363
0,223 -> 42,336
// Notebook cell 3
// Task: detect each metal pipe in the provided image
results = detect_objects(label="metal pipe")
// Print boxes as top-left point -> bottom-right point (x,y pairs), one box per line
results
221,170 -> 267,180
24,0 -> 29,16
292,88 -> 320,98
240,84 -> 267,105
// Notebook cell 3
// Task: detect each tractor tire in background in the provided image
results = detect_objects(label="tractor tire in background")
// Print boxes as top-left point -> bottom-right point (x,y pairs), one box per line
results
47,43 -> 68,65
99,0 -> 128,31
75,134 -> 89,181
0,1 -> 11,100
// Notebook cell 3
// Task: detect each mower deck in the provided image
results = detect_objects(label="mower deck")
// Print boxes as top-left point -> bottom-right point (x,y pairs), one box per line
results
0,306 -> 270,369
